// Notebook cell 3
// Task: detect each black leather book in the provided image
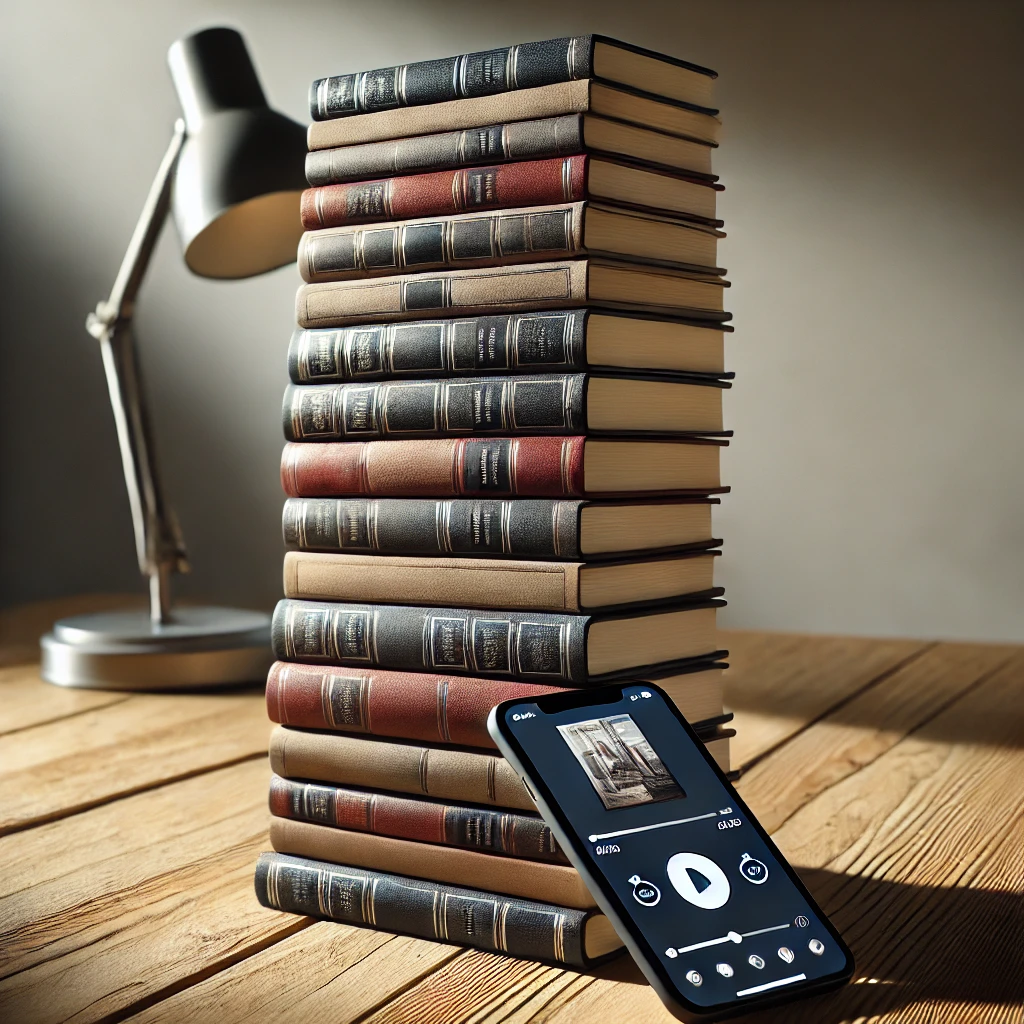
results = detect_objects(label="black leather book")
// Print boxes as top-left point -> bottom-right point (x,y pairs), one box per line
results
282,373 -> 729,442
287,309 -> 730,383
272,597 -> 725,684
282,496 -> 718,561
310,35 -> 716,121
254,852 -> 621,966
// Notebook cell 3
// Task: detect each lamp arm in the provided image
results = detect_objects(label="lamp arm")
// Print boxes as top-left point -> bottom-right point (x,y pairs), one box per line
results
87,119 -> 190,624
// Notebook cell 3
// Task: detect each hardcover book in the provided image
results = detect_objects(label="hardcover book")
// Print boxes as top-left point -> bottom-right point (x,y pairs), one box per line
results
281,549 -> 720,614
299,155 -> 721,229
264,660 -> 726,748
269,817 -> 594,908
280,436 -> 727,499
282,496 -> 717,560
295,258 -> 731,327
310,36 -> 716,120
254,852 -> 622,967
271,597 -> 724,684
287,310 -> 728,383
304,114 -> 717,186
296,202 -> 723,283
282,373 -> 728,442
269,776 -> 566,862
307,80 -> 721,150
268,726 -> 732,809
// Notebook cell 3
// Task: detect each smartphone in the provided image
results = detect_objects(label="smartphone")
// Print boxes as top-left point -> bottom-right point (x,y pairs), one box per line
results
488,682 -> 854,1022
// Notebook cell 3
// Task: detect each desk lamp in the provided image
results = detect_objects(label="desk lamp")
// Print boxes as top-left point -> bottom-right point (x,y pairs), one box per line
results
40,27 -> 306,689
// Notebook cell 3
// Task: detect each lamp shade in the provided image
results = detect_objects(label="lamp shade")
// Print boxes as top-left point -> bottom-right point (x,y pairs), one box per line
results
168,27 -> 307,279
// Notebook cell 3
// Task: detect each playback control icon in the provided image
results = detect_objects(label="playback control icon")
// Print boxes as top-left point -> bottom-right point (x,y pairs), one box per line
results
629,875 -> 661,907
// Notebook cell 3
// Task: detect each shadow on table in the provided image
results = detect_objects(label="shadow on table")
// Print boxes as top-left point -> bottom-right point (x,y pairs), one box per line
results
724,650 -> 1024,749
585,867 -> 1023,1022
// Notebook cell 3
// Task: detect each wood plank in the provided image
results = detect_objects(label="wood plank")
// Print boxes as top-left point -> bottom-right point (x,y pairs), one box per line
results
0,759 -> 304,1024
514,651 -> 1024,1024
0,662 -> 130,736
721,630 -> 929,768
0,688 -> 270,835
127,926 -> 461,1024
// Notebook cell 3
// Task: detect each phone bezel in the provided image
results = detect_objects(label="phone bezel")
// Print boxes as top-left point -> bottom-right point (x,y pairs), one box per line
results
488,681 -> 855,1022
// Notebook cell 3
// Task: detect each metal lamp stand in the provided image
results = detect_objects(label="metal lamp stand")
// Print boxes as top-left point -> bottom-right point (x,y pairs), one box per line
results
40,119 -> 272,690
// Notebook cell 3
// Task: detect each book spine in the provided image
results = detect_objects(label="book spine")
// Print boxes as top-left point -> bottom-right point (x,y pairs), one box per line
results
255,852 -> 592,966
269,777 -> 566,863
309,37 -> 593,120
265,660 -> 565,746
298,204 -> 584,283
295,259 -> 591,328
280,437 -> 586,499
271,598 -> 589,683
300,156 -> 586,229
282,375 -> 587,442
282,498 -> 581,558
304,114 -> 586,186
288,310 -> 588,383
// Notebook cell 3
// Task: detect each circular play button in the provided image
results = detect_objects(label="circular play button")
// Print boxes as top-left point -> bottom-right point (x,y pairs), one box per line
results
666,852 -> 730,909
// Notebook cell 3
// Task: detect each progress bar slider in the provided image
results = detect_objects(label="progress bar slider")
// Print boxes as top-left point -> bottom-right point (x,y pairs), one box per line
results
588,811 -> 717,843
669,922 -> 790,955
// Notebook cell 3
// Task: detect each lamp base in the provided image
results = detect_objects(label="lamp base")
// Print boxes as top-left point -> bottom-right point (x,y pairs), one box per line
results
40,606 -> 273,690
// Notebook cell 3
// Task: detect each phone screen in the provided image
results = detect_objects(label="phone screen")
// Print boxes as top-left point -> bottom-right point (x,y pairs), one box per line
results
494,683 -> 853,1016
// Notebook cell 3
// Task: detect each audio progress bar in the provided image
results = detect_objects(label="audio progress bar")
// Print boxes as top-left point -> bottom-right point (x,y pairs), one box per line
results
588,812 -> 717,843
736,973 -> 806,998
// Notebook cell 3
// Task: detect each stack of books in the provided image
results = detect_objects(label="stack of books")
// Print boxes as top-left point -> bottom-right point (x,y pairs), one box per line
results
255,35 -> 733,969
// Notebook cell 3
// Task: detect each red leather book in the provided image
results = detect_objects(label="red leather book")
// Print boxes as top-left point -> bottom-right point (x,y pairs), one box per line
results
266,660 -> 563,747
280,436 -> 724,499
300,155 -> 586,229
268,776 -> 567,863
281,436 -> 583,499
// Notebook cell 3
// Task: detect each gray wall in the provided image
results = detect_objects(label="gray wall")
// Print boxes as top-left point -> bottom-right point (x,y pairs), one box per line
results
2,0 -> 1022,640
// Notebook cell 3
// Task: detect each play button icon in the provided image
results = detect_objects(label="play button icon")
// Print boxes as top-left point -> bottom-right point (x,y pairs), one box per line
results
666,852 -> 730,909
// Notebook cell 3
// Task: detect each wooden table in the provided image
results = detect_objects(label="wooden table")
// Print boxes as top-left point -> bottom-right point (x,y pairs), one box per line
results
1,597 -> 1021,1024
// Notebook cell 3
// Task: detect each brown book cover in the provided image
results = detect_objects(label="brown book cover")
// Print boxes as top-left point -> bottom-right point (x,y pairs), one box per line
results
269,817 -> 595,908
255,852 -> 621,967
269,776 -> 566,863
268,726 -> 731,810
307,80 -> 721,151
295,258 -> 730,328
281,549 -> 720,614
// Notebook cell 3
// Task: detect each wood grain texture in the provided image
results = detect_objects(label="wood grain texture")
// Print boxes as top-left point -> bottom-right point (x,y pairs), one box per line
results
721,630 -> 929,769
0,662 -> 129,735
0,688 -> 270,835
0,760 -> 303,1024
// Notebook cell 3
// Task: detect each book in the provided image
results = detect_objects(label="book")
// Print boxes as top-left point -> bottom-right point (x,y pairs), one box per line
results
282,497 -> 717,559
269,776 -> 566,862
299,155 -> 721,230
254,852 -> 622,967
270,818 -> 593,908
307,80 -> 721,151
268,727 -> 732,809
287,310 -> 728,383
297,203 -> 723,283
295,259 -> 731,327
272,597 -> 724,683
282,549 -> 720,614
264,660 -> 725,748
310,36 -> 716,120
280,436 -> 726,499
304,114 -> 717,186
282,374 -> 728,443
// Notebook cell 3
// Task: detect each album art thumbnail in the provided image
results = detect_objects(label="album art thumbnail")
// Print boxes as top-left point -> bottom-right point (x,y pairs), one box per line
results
557,713 -> 684,809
